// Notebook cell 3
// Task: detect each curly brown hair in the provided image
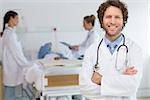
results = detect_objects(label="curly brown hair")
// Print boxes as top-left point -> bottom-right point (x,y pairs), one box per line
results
97,0 -> 128,29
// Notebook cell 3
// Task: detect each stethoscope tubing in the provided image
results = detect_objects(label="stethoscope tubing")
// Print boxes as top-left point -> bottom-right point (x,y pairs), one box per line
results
93,34 -> 128,72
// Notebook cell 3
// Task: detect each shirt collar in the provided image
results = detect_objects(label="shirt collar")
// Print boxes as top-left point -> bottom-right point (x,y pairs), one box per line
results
88,28 -> 94,34
6,26 -> 16,33
6,26 -> 15,31
104,34 -> 123,47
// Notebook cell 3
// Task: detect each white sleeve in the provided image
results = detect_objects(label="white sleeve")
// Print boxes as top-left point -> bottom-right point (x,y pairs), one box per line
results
94,32 -> 101,43
79,30 -> 102,48
79,32 -> 97,55
5,33 -> 31,68
79,46 -> 101,98
80,36 -> 88,48
101,44 -> 143,96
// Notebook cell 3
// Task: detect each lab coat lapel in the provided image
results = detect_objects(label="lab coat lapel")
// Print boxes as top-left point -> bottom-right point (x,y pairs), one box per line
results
100,40 -> 113,57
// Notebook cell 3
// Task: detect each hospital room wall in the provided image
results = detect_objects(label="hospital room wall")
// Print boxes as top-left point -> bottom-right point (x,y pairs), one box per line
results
122,1 -> 150,97
0,0 -> 150,97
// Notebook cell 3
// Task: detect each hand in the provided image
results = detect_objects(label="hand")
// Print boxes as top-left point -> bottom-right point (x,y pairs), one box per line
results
54,57 -> 61,60
69,45 -> 79,51
123,66 -> 137,76
91,72 -> 102,85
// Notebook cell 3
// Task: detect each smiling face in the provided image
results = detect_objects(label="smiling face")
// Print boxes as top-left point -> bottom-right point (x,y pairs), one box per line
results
102,6 -> 123,41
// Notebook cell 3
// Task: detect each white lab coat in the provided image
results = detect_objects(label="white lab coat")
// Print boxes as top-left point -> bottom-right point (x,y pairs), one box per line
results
0,37 -> 2,61
79,37 -> 143,100
1,27 -> 31,86
73,28 -> 100,57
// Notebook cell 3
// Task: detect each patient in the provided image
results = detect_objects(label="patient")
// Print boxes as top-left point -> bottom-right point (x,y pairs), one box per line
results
37,42 -> 52,59
37,42 -> 68,60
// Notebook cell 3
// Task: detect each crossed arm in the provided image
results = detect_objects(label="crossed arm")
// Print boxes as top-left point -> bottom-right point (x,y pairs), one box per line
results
91,66 -> 138,85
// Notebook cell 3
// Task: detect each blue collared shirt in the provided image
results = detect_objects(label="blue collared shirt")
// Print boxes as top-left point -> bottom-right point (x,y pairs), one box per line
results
104,34 -> 123,54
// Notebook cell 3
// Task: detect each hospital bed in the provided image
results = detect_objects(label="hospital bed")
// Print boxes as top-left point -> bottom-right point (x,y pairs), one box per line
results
37,59 -> 86,100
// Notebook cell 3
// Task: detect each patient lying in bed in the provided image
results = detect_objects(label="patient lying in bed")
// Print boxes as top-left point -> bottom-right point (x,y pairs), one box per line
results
37,42 -> 84,60
24,42 -> 78,92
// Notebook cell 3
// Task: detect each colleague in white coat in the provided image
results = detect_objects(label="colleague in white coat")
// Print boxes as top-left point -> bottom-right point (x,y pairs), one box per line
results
1,10 -> 43,100
80,0 -> 143,100
69,15 -> 99,59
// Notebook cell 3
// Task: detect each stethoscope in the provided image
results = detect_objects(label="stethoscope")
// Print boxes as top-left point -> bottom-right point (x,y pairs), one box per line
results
93,34 -> 129,72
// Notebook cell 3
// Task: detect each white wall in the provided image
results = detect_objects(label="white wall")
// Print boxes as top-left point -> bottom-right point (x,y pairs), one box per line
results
0,0 -> 103,32
0,1 -> 3,32
0,0 -> 150,97
121,2 -> 150,97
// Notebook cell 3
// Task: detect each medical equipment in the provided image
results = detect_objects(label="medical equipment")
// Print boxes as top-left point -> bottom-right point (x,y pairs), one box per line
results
93,34 -> 129,72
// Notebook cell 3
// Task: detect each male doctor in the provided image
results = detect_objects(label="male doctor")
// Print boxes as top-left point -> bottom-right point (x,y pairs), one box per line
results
79,0 -> 143,100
